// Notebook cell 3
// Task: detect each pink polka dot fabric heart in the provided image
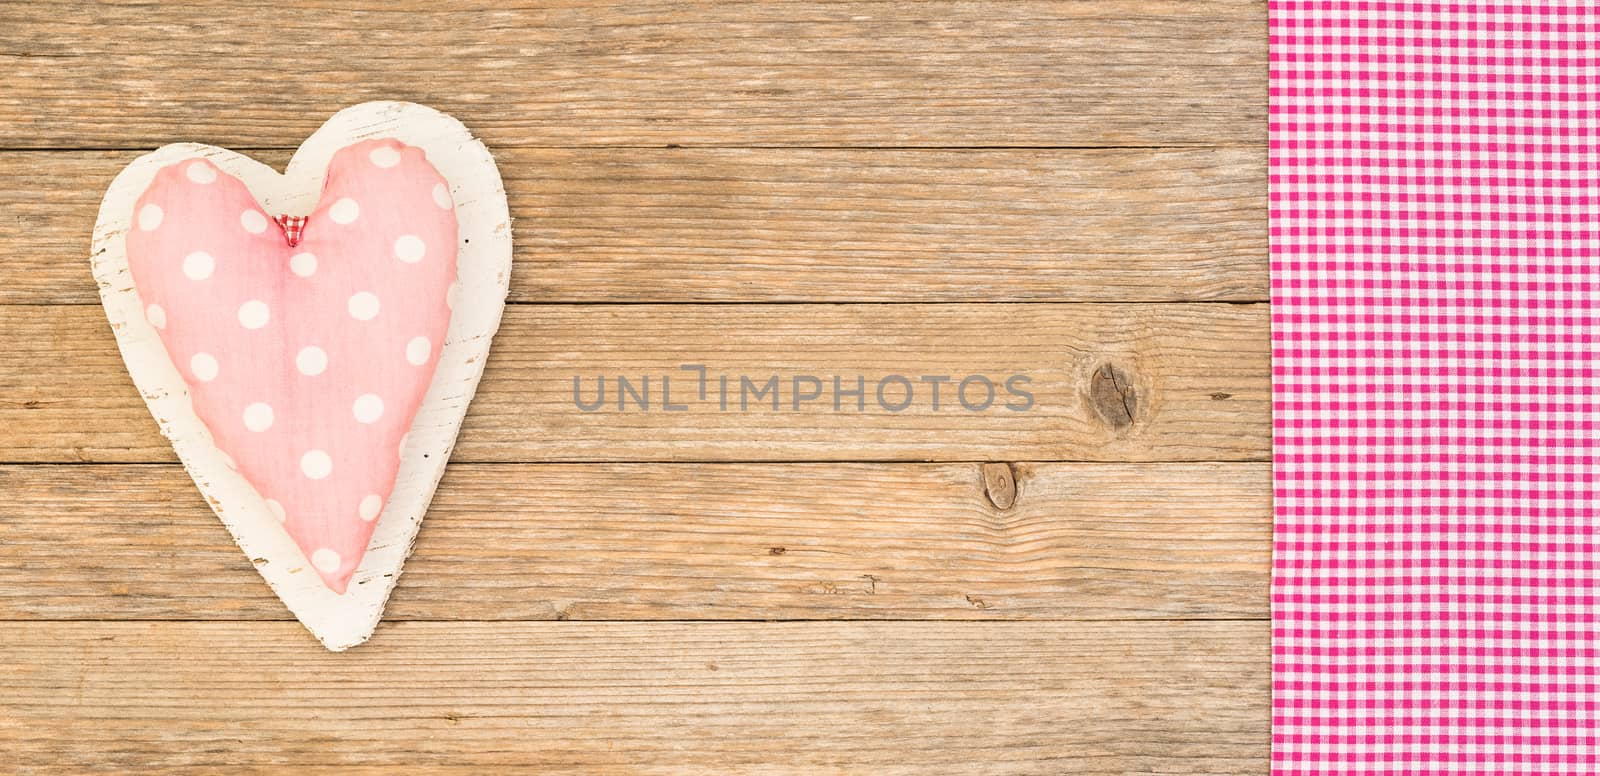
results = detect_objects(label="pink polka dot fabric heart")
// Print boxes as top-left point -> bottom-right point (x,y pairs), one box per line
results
125,139 -> 457,593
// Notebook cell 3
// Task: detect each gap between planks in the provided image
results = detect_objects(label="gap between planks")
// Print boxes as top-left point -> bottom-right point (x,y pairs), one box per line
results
0,144 -> 1269,151
0,617 -> 1268,622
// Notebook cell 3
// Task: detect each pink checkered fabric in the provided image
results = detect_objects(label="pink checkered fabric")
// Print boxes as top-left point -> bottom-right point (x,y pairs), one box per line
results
1272,2 -> 1599,774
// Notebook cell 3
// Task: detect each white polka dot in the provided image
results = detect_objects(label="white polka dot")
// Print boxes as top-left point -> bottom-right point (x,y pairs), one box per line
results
359,494 -> 383,522
296,346 -> 328,376
394,235 -> 426,263
237,300 -> 270,329
186,162 -> 217,184
432,183 -> 452,209
265,499 -> 287,523
446,281 -> 459,310
182,251 -> 214,280
311,548 -> 342,573
347,292 -> 380,321
405,336 -> 431,365
329,197 -> 360,224
137,204 -> 163,231
397,432 -> 410,461
243,402 -> 274,432
352,393 -> 384,424
369,146 -> 401,168
240,209 -> 268,234
190,352 -> 218,382
146,304 -> 166,329
289,252 -> 317,277
300,450 -> 332,480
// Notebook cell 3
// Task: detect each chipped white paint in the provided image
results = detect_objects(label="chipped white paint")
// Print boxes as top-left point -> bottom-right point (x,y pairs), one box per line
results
91,102 -> 512,651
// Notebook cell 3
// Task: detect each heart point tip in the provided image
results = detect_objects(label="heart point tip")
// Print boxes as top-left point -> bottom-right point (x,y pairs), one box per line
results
317,569 -> 353,596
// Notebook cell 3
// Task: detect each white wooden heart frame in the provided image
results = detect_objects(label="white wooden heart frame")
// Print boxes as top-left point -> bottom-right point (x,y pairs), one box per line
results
91,102 -> 511,650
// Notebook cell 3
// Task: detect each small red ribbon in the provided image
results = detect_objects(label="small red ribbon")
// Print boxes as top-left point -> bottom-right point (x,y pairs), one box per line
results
274,214 -> 308,248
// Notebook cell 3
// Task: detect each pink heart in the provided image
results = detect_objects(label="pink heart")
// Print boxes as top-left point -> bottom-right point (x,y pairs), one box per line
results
124,139 -> 457,593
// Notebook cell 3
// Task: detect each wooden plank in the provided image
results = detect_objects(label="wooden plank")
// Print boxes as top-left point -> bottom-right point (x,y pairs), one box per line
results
0,620 -> 1269,774
0,303 -> 1269,463
0,1 -> 1265,149
0,462 -> 1270,621
0,147 -> 1265,304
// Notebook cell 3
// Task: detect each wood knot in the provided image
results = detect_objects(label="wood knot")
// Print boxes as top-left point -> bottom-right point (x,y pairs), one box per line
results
1087,363 -> 1138,430
981,462 -> 1017,510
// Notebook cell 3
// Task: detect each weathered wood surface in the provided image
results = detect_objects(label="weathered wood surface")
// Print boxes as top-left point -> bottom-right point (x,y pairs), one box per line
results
0,303 -> 1269,464
0,1 -> 1265,150
0,621 -> 1269,774
2,147 -> 1264,304
0,462 -> 1270,621
1,1 -> 1270,770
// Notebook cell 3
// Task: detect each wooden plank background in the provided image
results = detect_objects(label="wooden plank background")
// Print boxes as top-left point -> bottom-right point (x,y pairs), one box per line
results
0,2 -> 1270,773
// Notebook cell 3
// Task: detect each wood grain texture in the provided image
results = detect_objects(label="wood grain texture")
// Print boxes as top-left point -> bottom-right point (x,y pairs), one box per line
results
2,147 -> 1264,304
0,462 -> 1270,621
0,1 -> 1265,150
0,620 -> 1269,774
0,303 -> 1268,464
2,1 -> 1272,767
